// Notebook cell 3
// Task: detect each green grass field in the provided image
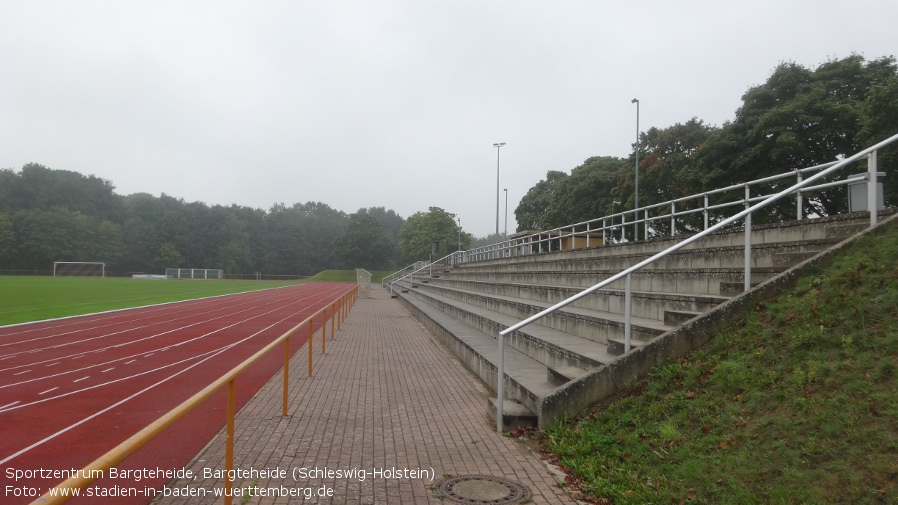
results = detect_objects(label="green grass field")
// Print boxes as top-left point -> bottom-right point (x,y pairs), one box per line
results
0,276 -> 302,326
0,269 -> 395,326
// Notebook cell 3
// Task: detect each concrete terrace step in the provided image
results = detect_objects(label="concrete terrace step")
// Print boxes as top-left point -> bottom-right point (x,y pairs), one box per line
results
397,292 -> 556,416
434,267 -> 783,296
419,277 -> 729,322
399,280 -> 666,352
400,283 -> 621,365
467,213 -> 877,265
447,239 -> 837,275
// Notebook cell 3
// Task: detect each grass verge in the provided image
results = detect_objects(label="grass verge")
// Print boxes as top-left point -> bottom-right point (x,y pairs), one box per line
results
539,221 -> 898,504
0,276 -> 299,326
304,269 -> 394,283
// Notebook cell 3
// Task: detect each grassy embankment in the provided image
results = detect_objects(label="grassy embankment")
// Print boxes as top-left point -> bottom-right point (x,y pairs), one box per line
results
303,269 -> 394,283
540,221 -> 898,504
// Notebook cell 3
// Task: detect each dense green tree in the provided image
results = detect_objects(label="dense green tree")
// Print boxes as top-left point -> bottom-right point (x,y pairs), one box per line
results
692,55 -> 897,218
856,62 -> 898,204
548,156 -> 625,228
95,219 -> 125,268
0,213 -> 15,267
334,212 -> 395,269
398,207 -> 467,263
13,207 -> 94,269
152,242 -> 184,270
358,206 -> 405,265
515,170 -> 568,231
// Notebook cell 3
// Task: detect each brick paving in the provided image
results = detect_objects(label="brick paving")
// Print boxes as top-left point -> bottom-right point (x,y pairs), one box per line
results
155,285 -> 575,504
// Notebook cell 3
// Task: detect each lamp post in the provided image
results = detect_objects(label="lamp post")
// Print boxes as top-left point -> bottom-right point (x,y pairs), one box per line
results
503,188 -> 508,239
631,98 -> 639,240
492,141 -> 505,432
493,142 -> 506,244
457,217 -> 461,253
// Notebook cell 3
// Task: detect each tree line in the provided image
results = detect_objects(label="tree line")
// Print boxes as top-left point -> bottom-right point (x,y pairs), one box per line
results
516,55 -> 898,237
0,164 -> 408,276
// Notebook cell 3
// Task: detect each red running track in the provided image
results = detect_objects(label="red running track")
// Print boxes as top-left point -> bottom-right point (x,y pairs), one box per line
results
0,282 -> 353,504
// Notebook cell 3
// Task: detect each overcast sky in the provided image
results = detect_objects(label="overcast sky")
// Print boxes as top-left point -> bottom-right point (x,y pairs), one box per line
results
2,1 -> 895,237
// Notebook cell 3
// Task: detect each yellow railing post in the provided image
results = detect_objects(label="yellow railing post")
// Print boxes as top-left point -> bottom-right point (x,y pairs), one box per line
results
321,309 -> 327,354
330,303 -> 336,340
283,336 -> 289,416
225,380 -> 235,505
308,320 -> 313,377
338,297 -> 343,331
32,288 -> 354,504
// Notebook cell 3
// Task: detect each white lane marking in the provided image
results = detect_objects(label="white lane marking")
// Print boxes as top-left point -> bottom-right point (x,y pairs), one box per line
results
0,285 -> 337,374
0,401 -> 20,409
0,312 -> 293,466
13,370 -> 31,375
124,360 -> 136,364
101,368 -> 115,373
73,376 -> 90,383
45,362 -> 60,367
39,387 -> 59,395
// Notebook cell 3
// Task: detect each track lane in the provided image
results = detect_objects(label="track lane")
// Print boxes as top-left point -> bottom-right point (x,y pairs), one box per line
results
0,282 -> 353,504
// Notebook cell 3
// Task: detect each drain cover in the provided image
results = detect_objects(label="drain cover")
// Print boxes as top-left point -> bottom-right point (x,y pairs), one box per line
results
434,474 -> 531,504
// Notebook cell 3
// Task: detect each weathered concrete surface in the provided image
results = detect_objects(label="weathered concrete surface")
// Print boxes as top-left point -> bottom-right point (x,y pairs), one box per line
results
535,211 -> 898,427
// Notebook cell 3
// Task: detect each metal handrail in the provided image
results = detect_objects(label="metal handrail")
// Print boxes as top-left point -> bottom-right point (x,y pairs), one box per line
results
459,160 -> 854,260
34,286 -> 360,504
491,133 -> 898,431
387,251 -> 464,295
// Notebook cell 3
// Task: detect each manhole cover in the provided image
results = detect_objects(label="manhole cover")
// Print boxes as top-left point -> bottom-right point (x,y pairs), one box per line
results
434,474 -> 531,504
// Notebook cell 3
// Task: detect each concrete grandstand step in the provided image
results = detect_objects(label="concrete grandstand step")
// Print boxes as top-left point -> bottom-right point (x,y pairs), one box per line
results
446,239 -> 837,277
487,398 -> 538,431
664,310 -> 702,326
398,282 -> 619,366
419,277 -> 729,322
438,267 -> 783,296
401,280 -> 662,353
397,292 -> 555,415
547,365 -> 588,387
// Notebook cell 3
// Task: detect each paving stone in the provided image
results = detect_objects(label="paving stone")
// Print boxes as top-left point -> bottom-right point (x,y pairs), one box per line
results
154,285 -> 575,504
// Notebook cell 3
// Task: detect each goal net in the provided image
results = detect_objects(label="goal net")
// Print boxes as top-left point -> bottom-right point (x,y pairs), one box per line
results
53,262 -> 106,278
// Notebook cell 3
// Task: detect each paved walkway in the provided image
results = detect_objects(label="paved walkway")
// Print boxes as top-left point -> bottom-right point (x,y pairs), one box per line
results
155,285 -> 574,504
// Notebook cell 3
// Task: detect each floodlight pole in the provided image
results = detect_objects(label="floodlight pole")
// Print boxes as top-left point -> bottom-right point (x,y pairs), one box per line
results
492,141 -> 506,432
503,188 -> 508,239
493,142 -> 506,244
632,98 -> 640,240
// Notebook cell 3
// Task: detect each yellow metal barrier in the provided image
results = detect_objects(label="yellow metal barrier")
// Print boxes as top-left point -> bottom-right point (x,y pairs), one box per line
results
33,285 -> 359,505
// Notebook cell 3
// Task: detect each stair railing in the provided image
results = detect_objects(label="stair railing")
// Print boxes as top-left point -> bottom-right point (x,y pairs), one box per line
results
492,132 -> 898,431
387,251 -> 465,296
460,156 -> 887,263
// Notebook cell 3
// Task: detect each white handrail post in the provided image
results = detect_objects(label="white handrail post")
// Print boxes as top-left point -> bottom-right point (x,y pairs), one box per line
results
624,273 -> 632,353
621,213 -> 627,243
671,201 -> 676,237
703,194 -> 709,230
497,330 -> 505,432
744,185 -> 752,292
796,170 -> 804,220
869,150 -> 878,227
643,209 -> 649,241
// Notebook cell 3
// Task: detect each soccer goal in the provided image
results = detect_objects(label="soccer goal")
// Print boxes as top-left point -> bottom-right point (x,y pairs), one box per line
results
53,261 -> 106,278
